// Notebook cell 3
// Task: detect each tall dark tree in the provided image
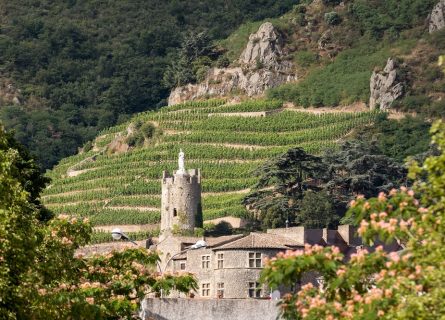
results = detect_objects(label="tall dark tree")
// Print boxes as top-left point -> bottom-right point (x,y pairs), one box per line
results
243,148 -> 325,229
323,140 -> 408,214
244,142 -> 407,229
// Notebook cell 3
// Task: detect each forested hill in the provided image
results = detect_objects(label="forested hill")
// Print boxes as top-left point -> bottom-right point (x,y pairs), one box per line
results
0,0 -> 296,169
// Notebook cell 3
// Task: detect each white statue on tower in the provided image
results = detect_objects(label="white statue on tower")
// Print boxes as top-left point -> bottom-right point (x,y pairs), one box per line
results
178,149 -> 185,174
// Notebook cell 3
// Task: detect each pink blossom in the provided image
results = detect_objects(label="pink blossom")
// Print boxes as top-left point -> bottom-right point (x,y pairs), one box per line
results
336,268 -> 346,276
378,192 -> 387,202
358,220 -> 369,235
388,252 -> 400,263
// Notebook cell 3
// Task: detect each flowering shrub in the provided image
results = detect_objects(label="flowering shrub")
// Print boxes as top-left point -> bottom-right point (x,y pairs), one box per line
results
0,129 -> 197,319
261,121 -> 445,319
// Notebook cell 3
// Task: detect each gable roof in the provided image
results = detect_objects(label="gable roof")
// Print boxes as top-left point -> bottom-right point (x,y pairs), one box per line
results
160,234 -> 244,249
213,232 -> 302,250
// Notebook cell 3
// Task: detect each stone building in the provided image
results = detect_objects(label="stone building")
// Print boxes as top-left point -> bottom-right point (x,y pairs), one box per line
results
155,151 -> 401,299
159,225 -> 397,299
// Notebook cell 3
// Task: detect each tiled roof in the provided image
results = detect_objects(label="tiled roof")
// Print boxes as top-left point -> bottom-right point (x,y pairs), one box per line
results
172,252 -> 187,260
213,232 -> 302,250
173,234 -> 244,248
174,236 -> 202,244
205,234 -> 244,247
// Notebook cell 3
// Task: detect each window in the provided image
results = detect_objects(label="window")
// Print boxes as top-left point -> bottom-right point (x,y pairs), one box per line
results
217,282 -> 224,298
180,262 -> 186,270
173,208 -> 177,217
201,255 -> 210,269
201,283 -> 210,297
248,282 -> 262,298
217,253 -> 224,269
249,252 -> 262,268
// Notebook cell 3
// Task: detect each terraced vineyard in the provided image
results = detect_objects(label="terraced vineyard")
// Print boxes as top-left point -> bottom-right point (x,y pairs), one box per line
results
42,99 -> 378,240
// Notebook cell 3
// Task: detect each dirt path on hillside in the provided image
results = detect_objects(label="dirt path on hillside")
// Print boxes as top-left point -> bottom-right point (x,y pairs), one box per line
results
197,142 -> 266,150
93,224 -> 159,233
42,187 -> 109,199
104,206 -> 159,212
202,188 -> 251,196
284,102 -> 369,114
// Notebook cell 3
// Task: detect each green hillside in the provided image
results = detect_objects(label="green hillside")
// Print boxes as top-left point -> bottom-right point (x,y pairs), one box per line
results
0,0 -> 296,169
42,99 -> 378,241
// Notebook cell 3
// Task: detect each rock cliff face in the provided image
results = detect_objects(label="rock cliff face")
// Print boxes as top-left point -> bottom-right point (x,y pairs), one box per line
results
369,58 -> 405,111
0,80 -> 22,106
168,22 -> 296,105
429,0 -> 445,33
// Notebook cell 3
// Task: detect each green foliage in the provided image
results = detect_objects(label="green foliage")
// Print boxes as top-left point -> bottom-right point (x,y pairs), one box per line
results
0,0 -> 296,169
42,99 -> 378,237
324,140 -> 407,214
322,0 -> 341,5
245,139 -> 406,228
261,120 -> 445,319
293,51 -> 319,68
83,141 -> 93,153
299,190 -> 338,228
0,129 -> 196,318
324,11 -> 341,26
348,0 -> 437,39
268,44 -> 390,107
354,114 -> 431,162
244,148 -> 325,229
125,121 -> 158,148
0,127 -> 52,221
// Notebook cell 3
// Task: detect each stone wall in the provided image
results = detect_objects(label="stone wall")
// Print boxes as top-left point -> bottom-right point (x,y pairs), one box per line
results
139,298 -> 280,320
203,216 -> 248,229
183,248 -> 281,299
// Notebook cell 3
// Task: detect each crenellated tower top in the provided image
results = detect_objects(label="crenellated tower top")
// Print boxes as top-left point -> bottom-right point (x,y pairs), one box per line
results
160,149 -> 202,239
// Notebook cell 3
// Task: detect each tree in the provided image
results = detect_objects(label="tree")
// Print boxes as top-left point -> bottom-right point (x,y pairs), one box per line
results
299,190 -> 338,228
1,129 -> 52,221
243,148 -> 324,229
261,121 -> 445,319
244,142 -> 406,229
324,140 -> 407,216
0,126 -> 196,319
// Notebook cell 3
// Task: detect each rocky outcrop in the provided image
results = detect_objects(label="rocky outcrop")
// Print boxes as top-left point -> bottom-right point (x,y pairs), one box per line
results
429,0 -> 445,33
0,80 -> 22,106
369,58 -> 405,111
168,22 -> 296,105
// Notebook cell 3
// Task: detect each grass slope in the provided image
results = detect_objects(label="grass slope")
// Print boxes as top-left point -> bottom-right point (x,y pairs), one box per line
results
42,99 -> 378,239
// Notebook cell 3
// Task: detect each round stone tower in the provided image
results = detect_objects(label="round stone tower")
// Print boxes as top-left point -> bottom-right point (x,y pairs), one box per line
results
160,150 -> 202,239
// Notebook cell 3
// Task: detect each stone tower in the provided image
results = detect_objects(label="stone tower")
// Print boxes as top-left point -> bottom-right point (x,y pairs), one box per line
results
160,149 -> 202,239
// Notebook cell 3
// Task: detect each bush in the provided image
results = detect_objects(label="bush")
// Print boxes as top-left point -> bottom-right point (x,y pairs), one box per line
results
140,122 -> 156,139
423,66 -> 443,82
268,43 -> 389,107
294,51 -> 319,68
126,132 -> 144,147
216,56 -> 230,68
397,95 -> 431,111
324,11 -> 341,26
322,0 -> 341,5
83,141 -> 93,153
